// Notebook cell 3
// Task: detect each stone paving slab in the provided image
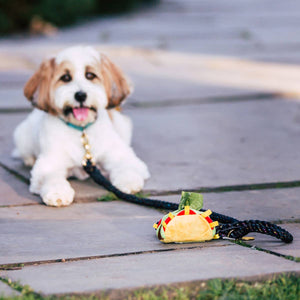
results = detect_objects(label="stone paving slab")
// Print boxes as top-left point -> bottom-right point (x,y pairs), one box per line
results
0,166 -> 40,206
0,89 -> 31,111
2,246 -> 300,295
125,72 -> 262,104
0,158 -> 30,184
245,223 -> 300,258
0,202 -> 227,265
0,281 -> 20,297
127,98 -> 300,192
70,179 -> 107,203
120,50 -> 300,98
0,72 -> 29,87
156,188 -> 300,223
0,113 -> 26,157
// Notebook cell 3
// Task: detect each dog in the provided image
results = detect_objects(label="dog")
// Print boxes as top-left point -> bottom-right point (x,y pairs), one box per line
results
13,46 -> 150,207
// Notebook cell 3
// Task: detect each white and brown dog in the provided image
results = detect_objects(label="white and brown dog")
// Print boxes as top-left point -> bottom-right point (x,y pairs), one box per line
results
13,46 -> 150,207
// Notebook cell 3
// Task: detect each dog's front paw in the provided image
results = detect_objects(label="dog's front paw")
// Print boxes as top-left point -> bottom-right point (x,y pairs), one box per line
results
41,183 -> 75,207
111,170 -> 145,194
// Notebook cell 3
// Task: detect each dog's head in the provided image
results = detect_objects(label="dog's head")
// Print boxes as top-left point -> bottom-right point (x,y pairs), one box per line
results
24,46 -> 132,127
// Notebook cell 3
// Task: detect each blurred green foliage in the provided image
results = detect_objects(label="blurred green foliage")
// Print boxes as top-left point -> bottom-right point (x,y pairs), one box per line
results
0,0 -> 158,35
96,0 -> 157,13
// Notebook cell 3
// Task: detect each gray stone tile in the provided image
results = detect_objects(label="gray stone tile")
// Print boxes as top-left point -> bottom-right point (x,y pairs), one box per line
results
245,223 -> 300,258
0,281 -> 20,297
0,113 -> 35,201
70,179 -> 107,202
0,158 -> 30,183
0,202 -> 226,265
0,166 -> 40,206
3,246 -> 300,295
128,71 -> 262,104
0,71 -> 29,87
156,188 -> 300,223
0,113 -> 26,157
0,89 -> 31,111
126,99 -> 300,192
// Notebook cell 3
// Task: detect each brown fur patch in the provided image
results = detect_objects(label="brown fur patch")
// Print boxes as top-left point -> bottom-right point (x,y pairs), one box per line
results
24,58 -> 58,115
100,54 -> 132,109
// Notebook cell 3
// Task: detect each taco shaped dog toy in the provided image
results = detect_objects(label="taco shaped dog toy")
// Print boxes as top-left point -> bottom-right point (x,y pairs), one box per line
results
153,192 -> 219,243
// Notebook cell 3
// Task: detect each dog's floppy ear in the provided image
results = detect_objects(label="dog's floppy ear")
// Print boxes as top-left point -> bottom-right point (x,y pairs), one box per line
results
100,54 -> 132,109
24,58 -> 57,114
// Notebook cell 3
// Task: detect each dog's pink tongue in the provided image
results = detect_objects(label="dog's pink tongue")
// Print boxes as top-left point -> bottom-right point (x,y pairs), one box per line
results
73,107 -> 89,121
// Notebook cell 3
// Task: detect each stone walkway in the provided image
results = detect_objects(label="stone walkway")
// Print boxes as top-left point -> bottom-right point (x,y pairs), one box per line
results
0,0 -> 300,297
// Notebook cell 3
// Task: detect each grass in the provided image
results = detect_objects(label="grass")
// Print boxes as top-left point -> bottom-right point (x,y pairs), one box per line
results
120,275 -> 300,300
97,192 -> 118,202
97,192 -> 150,202
0,277 -> 37,299
0,264 -> 24,271
1,273 -> 299,300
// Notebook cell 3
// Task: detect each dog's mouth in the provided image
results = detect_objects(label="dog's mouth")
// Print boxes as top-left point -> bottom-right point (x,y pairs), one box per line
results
63,106 -> 97,122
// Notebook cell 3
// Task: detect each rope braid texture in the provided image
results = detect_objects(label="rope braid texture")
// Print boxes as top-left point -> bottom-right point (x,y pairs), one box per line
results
83,160 -> 293,243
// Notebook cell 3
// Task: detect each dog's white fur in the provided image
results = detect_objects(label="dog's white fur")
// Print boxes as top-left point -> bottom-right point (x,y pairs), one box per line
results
13,46 -> 150,206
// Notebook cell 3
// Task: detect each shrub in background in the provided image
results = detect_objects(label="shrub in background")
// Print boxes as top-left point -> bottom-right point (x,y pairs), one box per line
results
96,0 -> 158,13
33,0 -> 95,27
0,0 -> 34,33
0,0 -> 158,35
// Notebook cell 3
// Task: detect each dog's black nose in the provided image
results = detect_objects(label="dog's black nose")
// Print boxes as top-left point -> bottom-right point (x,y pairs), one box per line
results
74,91 -> 87,103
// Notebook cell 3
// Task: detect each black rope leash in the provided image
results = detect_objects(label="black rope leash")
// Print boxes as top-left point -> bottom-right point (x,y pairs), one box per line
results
83,160 -> 293,243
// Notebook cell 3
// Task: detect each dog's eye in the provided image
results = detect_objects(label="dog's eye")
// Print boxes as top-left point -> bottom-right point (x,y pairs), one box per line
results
60,74 -> 72,82
86,72 -> 96,80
